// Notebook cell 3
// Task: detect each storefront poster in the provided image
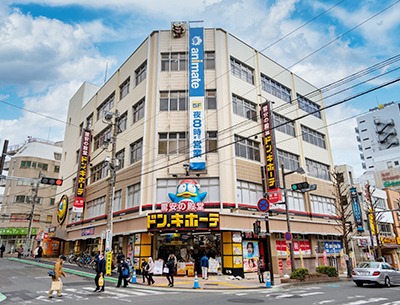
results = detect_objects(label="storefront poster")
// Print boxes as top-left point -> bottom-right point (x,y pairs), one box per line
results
278,259 -> 284,273
134,246 -> 140,256
232,232 -> 242,243
323,250 -> 327,265
243,240 -> 259,272
244,258 -> 258,272
135,234 -> 141,244
177,262 -> 186,275
324,241 -> 342,254
128,238 -> 134,262
186,262 -> 195,276
233,246 -> 242,255
154,260 -> 163,275
208,258 -> 219,273
234,256 -> 243,268
134,258 -> 140,268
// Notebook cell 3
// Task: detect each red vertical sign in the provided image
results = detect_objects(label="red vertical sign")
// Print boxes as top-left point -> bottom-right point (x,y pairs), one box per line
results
73,129 -> 92,213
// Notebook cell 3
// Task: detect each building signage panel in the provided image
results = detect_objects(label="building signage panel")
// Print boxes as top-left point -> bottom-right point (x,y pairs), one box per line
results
147,212 -> 219,231
381,237 -> 397,244
260,101 -> 278,191
73,129 -> 92,213
324,241 -> 342,254
0,228 -> 37,235
81,226 -> 95,237
57,195 -> 68,225
350,188 -> 364,231
189,26 -> 206,170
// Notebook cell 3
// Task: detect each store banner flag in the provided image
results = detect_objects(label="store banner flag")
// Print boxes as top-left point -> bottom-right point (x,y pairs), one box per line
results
73,129 -> 91,212
189,27 -> 206,170
350,188 -> 364,231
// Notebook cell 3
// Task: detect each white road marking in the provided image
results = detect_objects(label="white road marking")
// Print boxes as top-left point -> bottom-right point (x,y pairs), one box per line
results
341,298 -> 388,305
298,292 -> 325,297
276,294 -> 294,299
319,300 -> 335,304
235,293 -> 248,296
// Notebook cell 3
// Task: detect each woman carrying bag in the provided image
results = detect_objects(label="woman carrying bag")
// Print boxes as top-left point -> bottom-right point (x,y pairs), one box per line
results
117,258 -> 130,288
146,257 -> 155,285
165,254 -> 176,287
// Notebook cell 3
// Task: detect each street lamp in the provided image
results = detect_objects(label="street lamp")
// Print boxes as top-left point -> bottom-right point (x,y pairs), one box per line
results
281,163 -> 306,271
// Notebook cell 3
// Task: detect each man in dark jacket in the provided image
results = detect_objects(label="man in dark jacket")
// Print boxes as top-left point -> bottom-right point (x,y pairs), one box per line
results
0,244 -> 5,258
141,258 -> 148,283
116,258 -> 130,288
94,252 -> 106,292
166,254 -> 176,287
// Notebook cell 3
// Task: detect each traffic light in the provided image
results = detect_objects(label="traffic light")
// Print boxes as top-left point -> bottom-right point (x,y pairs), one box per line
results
40,177 -> 63,186
291,182 -> 317,192
253,220 -> 261,235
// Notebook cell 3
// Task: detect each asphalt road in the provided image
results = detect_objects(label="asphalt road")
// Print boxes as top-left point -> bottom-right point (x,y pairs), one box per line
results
2,258 -> 400,305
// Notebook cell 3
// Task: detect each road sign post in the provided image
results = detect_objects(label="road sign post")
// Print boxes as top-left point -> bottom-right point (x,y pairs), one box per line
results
257,198 -> 270,213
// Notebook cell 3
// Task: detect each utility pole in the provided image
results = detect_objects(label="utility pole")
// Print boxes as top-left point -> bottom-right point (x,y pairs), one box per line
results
24,172 -> 40,257
0,140 -> 8,174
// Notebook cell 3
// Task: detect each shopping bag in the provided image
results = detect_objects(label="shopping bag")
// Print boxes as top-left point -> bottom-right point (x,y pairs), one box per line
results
163,267 -> 169,274
51,280 -> 62,291
98,275 -> 104,287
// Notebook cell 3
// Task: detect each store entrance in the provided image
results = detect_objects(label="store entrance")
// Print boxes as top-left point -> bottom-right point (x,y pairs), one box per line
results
155,232 -> 222,275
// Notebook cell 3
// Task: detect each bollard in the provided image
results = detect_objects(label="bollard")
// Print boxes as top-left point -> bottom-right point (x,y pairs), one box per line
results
131,268 -> 137,284
266,271 -> 271,288
193,272 -> 200,289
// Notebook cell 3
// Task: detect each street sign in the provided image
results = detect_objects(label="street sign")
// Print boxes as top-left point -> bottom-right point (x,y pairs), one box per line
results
267,188 -> 282,203
284,231 -> 292,241
257,198 -> 270,212
106,251 -> 112,276
105,229 -> 111,252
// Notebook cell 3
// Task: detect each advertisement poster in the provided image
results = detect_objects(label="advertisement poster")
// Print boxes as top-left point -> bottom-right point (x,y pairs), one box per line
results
186,262 -> 195,276
154,260 -> 163,275
232,232 -> 242,243
134,246 -> 140,256
286,247 -> 291,270
127,238 -> 134,262
233,245 -> 242,255
177,262 -> 186,275
234,256 -> 243,268
278,259 -> 284,273
135,234 -> 141,244
323,250 -> 328,265
243,240 -> 259,272
208,258 -> 219,273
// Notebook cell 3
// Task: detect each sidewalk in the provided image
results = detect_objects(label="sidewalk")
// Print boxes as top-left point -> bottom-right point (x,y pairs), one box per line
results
7,257 -> 351,291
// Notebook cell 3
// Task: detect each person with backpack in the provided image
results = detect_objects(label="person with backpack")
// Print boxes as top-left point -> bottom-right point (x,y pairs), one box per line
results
34,243 -> 43,262
141,258 -> 148,283
116,258 -> 130,288
165,254 -> 176,287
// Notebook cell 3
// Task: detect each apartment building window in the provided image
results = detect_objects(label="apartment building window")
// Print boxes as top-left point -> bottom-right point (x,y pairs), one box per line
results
114,189 -> 122,212
94,126 -> 112,150
37,163 -> 48,171
158,132 -> 188,155
49,198 -> 55,206
306,159 -> 330,180
118,111 -> 127,133
86,113 -> 93,129
135,62 -> 147,85
230,58 -> 254,84
277,150 -> 300,171
301,125 -> 326,149
76,149 -> 80,164
91,162 -> 108,183
205,90 -> 216,110
86,196 -> 106,219
54,153 -> 62,161
14,195 -> 27,203
54,165 -> 60,173
120,77 -> 130,100
116,149 -> 125,171
206,131 -> 218,152
273,113 -> 295,136
132,98 -> 145,123
236,180 -> 263,206
97,92 -> 115,120
232,95 -> 257,121
234,135 -> 260,161
20,161 -> 31,168
46,215 -> 53,223
205,51 -> 215,69
310,195 -> 336,216
130,139 -> 143,164
286,191 -> 306,212
127,183 -> 141,209
161,53 -> 187,71
297,94 -> 321,118
261,74 -> 291,103
160,91 -> 188,111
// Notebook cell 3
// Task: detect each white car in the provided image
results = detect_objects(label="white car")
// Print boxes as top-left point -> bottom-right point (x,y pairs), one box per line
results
352,262 -> 400,287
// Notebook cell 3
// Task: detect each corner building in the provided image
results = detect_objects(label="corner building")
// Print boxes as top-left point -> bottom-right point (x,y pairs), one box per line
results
56,26 -> 341,278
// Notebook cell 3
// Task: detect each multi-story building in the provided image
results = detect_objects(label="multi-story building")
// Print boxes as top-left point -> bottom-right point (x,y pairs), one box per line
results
55,25 -> 341,277
0,138 -> 62,254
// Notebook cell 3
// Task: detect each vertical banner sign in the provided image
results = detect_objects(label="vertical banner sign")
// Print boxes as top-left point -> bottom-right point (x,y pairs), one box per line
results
73,129 -> 92,212
350,188 -> 364,232
189,27 -> 206,170
260,102 -> 278,192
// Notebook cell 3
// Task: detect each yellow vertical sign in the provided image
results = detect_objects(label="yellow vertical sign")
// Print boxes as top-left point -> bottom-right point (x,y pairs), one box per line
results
106,252 -> 112,276
369,210 -> 379,234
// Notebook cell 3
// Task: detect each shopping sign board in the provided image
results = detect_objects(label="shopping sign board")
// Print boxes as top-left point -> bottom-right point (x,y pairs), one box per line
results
268,188 -> 282,203
350,188 -> 364,232
147,212 -> 219,231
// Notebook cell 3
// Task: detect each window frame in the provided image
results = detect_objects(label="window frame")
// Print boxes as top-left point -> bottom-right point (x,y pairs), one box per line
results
130,138 -> 143,164
230,57 -> 254,85
119,77 -> 130,100
234,135 -> 261,162
158,132 -> 188,155
135,61 -> 147,86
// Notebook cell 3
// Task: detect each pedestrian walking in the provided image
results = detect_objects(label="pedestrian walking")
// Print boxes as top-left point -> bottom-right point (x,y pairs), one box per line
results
34,243 -> 43,262
117,249 -> 125,262
47,255 -> 67,299
141,258 -> 148,283
146,257 -> 155,285
257,255 -> 265,283
200,253 -> 209,280
117,258 -> 130,288
126,257 -> 133,281
165,254 -> 176,287
17,246 -> 23,259
94,252 -> 106,292
0,244 -> 5,258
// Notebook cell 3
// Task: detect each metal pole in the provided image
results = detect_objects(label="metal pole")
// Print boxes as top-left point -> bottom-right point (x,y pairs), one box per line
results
0,140 -> 9,174
281,163 -> 296,271
24,173 -> 40,257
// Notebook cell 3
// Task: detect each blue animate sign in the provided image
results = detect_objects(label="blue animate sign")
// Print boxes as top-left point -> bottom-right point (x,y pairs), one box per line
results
324,241 -> 342,254
189,27 -> 206,170
350,187 -> 364,232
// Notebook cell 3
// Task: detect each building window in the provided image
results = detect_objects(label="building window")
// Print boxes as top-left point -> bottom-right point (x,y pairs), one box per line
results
378,223 -> 392,236
97,92 -> 115,120
373,197 -> 386,209
234,135 -> 260,161
206,131 -> 218,153
261,74 -> 291,103
79,123 -> 83,136
273,113 -> 295,136
130,139 -> 143,164
86,113 -> 93,129
232,95 -> 257,121
120,77 -> 130,100
91,162 -> 108,183
114,189 -> 122,212
301,125 -> 326,149
20,161 -> 32,168
158,132 -> 188,155
161,53 -> 187,71
286,191 -> 306,212
310,195 -> 336,216
205,51 -> 215,70
118,111 -> 127,133
50,198 -> 55,206
86,196 -> 106,219
17,180 -> 30,186
94,126 -> 112,150
132,98 -> 145,123
306,159 -> 330,180
54,153 -> 62,161
126,183 -> 141,209
387,161 -> 393,169
395,161 -> 399,166
14,195 -> 27,203
205,90 -> 216,110
76,149 -> 80,164
135,62 -> 147,85
54,165 -> 60,173
46,215 -> 53,223
37,163 -> 48,171
277,150 -> 299,171
116,149 -> 125,171
230,58 -> 254,84
297,94 -> 321,119
160,91 -> 188,111
236,180 -> 263,206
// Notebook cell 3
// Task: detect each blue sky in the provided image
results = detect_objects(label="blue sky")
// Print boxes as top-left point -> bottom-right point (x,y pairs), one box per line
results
1,0 -> 400,178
